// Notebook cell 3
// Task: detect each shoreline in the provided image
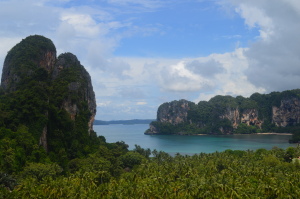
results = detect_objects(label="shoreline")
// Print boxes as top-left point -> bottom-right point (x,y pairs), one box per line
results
194,132 -> 293,136
256,132 -> 292,135
146,132 -> 293,136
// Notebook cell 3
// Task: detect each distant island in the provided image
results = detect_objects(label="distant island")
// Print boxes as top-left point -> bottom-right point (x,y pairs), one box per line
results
94,119 -> 155,125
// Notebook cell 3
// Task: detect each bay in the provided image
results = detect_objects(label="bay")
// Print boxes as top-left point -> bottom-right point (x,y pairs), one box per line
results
94,124 -> 295,155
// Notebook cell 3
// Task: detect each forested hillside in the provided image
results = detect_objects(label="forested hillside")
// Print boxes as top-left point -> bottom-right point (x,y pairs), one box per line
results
146,90 -> 300,140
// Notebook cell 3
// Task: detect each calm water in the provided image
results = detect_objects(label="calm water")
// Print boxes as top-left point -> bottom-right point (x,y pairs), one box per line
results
94,124 -> 295,155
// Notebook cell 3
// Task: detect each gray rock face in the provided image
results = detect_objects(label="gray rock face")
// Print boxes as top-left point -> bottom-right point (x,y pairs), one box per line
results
147,124 -> 159,135
272,98 -> 300,127
150,93 -> 300,135
219,108 -> 240,128
156,101 -> 263,132
241,109 -> 262,128
157,99 -> 191,125
53,53 -> 96,132
218,108 -> 263,132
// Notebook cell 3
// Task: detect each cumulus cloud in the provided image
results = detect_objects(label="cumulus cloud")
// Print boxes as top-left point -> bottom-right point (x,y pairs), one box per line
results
235,4 -> 274,41
190,48 -> 265,102
228,0 -> 300,92
60,14 -> 101,37
136,101 -> 147,105
158,61 -> 214,92
118,46 -> 265,105
185,59 -> 225,77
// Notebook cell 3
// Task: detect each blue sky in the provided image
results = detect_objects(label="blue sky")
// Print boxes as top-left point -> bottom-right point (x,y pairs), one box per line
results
112,1 -> 259,58
1,0 -> 300,120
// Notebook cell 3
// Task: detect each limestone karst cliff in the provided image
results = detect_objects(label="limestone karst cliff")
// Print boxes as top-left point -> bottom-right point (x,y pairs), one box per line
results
272,97 -> 300,127
0,35 -> 96,155
52,53 -> 96,132
146,90 -> 300,135
157,99 -> 192,124
1,36 -> 56,92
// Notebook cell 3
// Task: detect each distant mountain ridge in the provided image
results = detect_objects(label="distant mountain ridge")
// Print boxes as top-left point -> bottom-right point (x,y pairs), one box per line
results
94,119 -> 155,125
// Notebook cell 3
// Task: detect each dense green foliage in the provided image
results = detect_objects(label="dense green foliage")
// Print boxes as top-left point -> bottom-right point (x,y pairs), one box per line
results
150,89 -> 300,136
2,36 -> 55,93
2,146 -> 300,198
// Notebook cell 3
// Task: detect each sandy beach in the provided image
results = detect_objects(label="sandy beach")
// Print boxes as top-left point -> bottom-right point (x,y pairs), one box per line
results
256,132 -> 292,135
193,132 -> 293,136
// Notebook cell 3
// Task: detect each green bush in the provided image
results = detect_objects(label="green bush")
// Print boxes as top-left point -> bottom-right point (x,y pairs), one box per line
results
119,152 -> 146,169
22,163 -> 62,181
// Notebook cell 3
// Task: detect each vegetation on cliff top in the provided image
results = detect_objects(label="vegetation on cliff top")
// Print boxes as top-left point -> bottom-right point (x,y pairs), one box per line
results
148,89 -> 300,136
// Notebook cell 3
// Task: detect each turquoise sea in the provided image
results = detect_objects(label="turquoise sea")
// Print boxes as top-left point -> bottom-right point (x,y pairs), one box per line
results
94,124 -> 295,155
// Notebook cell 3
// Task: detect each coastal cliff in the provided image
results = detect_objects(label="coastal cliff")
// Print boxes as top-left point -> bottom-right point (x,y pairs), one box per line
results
0,35 -> 96,155
157,99 -> 192,124
272,98 -> 300,127
146,90 -> 300,135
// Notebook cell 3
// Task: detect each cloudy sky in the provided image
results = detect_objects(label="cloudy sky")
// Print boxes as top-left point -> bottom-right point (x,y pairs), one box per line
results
1,0 -> 300,120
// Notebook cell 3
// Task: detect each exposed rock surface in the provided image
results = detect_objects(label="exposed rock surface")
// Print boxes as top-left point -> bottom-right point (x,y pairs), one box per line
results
148,124 -> 159,135
157,99 -> 191,124
53,53 -> 96,132
0,35 -> 96,151
241,109 -> 262,128
272,98 -> 300,127
219,108 -> 240,128
147,91 -> 300,135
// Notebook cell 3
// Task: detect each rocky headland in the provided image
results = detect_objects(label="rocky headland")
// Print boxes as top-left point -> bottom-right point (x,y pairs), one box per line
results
146,90 -> 300,135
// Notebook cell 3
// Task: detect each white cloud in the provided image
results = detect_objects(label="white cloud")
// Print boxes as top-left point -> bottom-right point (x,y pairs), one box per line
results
136,101 -> 147,105
60,14 -> 100,37
185,59 -> 224,77
228,0 -> 300,92
158,61 -> 214,92
192,48 -> 266,102
97,101 -> 112,107
235,4 -> 274,41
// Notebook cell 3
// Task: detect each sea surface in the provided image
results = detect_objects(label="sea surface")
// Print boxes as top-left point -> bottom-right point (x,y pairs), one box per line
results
94,124 -> 295,155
